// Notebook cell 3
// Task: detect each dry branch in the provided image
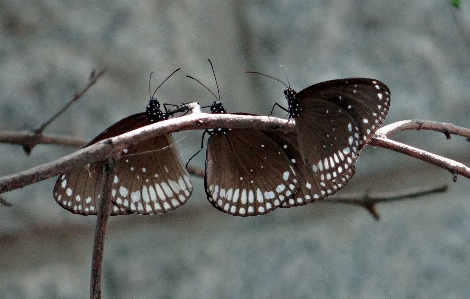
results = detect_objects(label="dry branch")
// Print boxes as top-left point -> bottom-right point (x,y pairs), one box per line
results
90,158 -> 115,299
0,104 -> 291,194
0,111 -> 468,207
34,69 -> 107,135
325,184 -> 449,220
371,120 -> 470,180
0,131 -> 87,148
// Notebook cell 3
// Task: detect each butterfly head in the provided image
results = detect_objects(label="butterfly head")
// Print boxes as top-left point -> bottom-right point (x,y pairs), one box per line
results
210,100 -> 226,114
146,98 -> 166,122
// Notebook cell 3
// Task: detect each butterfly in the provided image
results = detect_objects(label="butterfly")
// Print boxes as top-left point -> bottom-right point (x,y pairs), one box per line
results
247,71 -> 390,205
53,69 -> 193,215
187,60 -> 299,216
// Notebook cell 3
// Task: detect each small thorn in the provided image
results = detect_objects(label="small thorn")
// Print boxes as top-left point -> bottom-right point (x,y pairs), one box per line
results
22,145 -> 33,156
366,204 -> 380,221
444,130 -> 451,140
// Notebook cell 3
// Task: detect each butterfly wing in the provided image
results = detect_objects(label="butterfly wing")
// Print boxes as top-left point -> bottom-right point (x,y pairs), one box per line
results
205,129 -> 299,216
264,130 -> 355,207
54,113 -> 192,215
295,78 -> 390,173
54,162 -> 131,215
111,133 -> 192,214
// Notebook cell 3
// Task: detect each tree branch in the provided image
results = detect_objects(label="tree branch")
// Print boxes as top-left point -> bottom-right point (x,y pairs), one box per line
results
325,184 -> 449,220
0,131 -> 87,148
0,115 -> 468,201
0,103 -> 291,194
371,120 -> 470,180
90,158 -> 115,299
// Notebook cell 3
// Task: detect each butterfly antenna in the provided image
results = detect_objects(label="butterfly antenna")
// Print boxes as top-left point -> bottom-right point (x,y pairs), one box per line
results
149,71 -> 155,97
151,68 -> 181,99
279,65 -> 291,88
245,70 -> 289,88
207,59 -> 221,101
186,75 -> 219,101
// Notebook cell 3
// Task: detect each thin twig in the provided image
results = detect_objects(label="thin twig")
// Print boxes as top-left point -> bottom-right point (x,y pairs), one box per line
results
19,69 -> 106,155
0,197 -> 12,207
0,131 -> 87,148
371,120 -> 470,181
325,184 -> 448,220
34,69 -> 107,135
90,158 -> 115,299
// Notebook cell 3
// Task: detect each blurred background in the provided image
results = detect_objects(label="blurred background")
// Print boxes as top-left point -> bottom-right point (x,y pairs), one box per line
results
1,0 -> 470,298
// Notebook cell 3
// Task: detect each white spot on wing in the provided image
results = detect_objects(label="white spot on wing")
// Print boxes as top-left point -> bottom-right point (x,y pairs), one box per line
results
161,182 -> 174,197
168,180 -> 180,193
248,190 -> 254,203
142,186 -> 150,203
232,189 -> 240,203
148,185 -> 157,201
276,184 -> 286,193
119,186 -> 129,197
241,189 -> 247,204
131,191 -> 141,203
283,171 -> 290,180
256,188 -> 264,203
154,184 -> 166,200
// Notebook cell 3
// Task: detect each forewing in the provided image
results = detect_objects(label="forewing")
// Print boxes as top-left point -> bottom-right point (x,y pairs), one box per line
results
295,78 -> 390,173
205,129 -> 298,216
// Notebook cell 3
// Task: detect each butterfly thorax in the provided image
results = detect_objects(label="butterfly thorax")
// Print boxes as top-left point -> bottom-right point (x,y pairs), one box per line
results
146,98 -> 166,122
210,100 -> 226,114
208,100 -> 230,135
284,88 -> 302,118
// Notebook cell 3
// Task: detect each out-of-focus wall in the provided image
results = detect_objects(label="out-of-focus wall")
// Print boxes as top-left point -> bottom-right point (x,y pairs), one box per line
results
1,1 -> 470,298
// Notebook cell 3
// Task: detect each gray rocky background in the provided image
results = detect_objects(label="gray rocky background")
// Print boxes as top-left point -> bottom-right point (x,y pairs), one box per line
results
1,0 -> 470,298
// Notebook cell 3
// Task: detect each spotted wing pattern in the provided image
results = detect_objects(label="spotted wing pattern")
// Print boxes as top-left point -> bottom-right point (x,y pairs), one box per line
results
53,113 -> 192,215
293,78 -> 390,180
205,129 -> 298,216
264,130 -> 355,207
54,163 -> 131,215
